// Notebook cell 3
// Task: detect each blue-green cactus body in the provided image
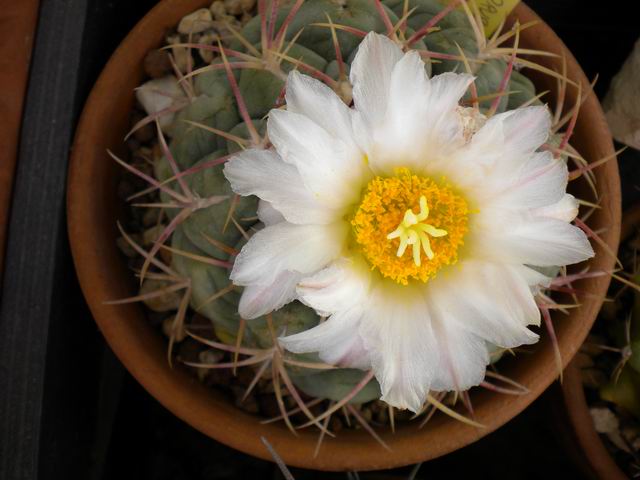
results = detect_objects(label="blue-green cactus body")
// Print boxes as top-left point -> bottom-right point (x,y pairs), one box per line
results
226,119 -> 266,154
239,44 -> 327,119
234,0 -> 399,61
170,93 -> 239,166
148,0 -> 545,404
384,0 -> 538,113
291,368 -> 382,404
182,155 -> 258,259
172,226 -> 244,336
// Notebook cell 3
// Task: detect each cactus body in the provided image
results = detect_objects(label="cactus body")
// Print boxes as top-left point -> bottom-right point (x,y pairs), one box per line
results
142,0 -> 545,405
291,369 -> 382,404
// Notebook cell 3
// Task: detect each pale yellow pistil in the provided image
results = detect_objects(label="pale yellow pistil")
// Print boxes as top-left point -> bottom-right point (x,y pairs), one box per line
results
387,196 -> 448,266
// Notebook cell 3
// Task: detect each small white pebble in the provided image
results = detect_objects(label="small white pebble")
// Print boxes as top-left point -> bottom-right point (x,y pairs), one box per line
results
135,76 -> 186,133
224,0 -> 243,15
590,407 -> 619,434
224,0 -> 256,15
240,0 -> 256,12
199,349 -> 224,365
166,34 -> 192,74
209,0 -> 227,19
178,8 -> 214,34
196,31 -> 219,63
591,407 -> 631,453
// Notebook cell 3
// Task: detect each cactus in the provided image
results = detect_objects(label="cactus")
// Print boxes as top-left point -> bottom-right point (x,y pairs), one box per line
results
599,273 -> 640,420
116,0 -> 589,438
629,273 -> 640,375
600,367 -> 640,420
291,368 -> 382,404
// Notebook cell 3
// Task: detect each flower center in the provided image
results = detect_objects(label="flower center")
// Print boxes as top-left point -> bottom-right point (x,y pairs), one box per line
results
351,168 -> 469,285
386,195 -> 448,266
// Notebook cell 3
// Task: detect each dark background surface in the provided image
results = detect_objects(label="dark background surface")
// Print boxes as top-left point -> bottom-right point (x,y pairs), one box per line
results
0,1 -> 638,479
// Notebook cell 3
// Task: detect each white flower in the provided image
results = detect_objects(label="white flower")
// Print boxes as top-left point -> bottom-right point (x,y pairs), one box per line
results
223,32 -> 594,412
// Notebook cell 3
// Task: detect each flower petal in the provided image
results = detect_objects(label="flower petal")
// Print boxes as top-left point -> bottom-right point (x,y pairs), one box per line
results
224,149 -> 337,224
469,106 -> 552,165
420,72 -> 475,146
426,260 -> 541,349
519,264 -> 553,290
452,106 -> 552,192
296,257 -> 371,316
256,199 -> 285,226
365,50 -> 474,173
483,151 -> 568,209
238,270 -> 302,319
285,70 -> 355,147
268,109 -> 365,208
279,306 -> 371,369
230,221 -> 347,286
482,215 -> 594,266
426,308 -> 489,392
374,50 -> 431,164
359,283 -> 438,413
350,32 -> 403,132
533,193 -> 579,222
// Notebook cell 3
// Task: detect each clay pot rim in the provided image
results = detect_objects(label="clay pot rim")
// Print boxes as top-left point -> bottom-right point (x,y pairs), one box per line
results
67,0 -> 621,471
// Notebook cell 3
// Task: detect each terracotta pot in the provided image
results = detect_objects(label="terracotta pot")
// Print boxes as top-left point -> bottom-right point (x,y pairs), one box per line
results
67,0 -> 621,471
561,363 -> 628,480
558,205 -> 640,480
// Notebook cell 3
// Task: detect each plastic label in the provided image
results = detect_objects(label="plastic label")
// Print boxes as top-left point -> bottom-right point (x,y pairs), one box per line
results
442,0 -> 520,37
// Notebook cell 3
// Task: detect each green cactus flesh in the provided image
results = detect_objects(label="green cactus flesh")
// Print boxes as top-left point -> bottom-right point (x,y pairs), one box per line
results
600,367 -> 640,420
290,368 -> 382,404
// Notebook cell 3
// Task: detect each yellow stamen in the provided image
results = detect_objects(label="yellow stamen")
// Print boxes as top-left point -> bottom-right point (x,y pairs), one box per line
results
351,168 -> 469,285
386,195 -> 448,266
